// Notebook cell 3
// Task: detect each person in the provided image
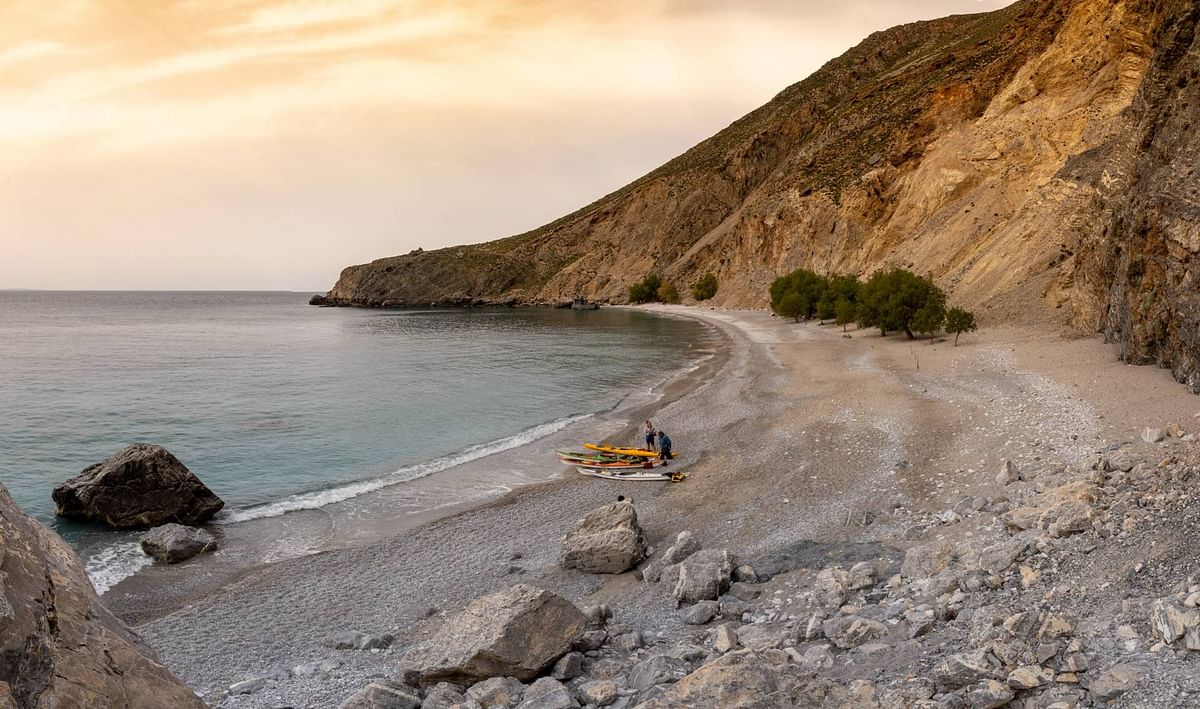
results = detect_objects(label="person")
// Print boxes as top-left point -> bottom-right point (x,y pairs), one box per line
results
644,419 -> 657,451
657,430 -> 672,461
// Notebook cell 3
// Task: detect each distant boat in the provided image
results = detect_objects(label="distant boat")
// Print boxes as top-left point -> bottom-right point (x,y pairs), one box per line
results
571,297 -> 599,310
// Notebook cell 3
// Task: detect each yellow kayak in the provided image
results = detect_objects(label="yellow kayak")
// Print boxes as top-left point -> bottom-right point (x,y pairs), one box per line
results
584,443 -> 673,458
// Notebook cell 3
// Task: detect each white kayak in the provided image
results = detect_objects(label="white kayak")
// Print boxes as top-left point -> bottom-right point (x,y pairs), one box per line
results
575,466 -> 687,482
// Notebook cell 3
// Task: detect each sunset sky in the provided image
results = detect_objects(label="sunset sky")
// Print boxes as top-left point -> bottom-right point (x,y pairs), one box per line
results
0,0 -> 1012,290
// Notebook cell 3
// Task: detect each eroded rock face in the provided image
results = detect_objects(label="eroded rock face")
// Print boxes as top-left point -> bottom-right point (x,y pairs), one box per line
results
140,523 -> 218,564
400,584 -> 586,686
559,501 -> 647,574
52,444 -> 224,528
0,483 -> 206,708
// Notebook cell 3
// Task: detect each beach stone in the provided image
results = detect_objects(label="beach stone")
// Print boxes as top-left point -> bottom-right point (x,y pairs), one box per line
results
292,659 -> 341,678
630,650 -> 803,708
560,501 -> 647,574
466,676 -> 525,708
139,523 -> 217,563
576,680 -> 618,707
672,549 -> 734,605
901,541 -> 954,579
1141,427 -> 1166,443
229,677 -> 270,695
399,584 -> 586,686
0,482 -> 206,708
681,601 -> 718,625
51,443 -> 224,528
1089,664 -> 1141,702
340,680 -> 421,709
628,654 -> 691,692
516,678 -> 578,709
1166,422 -> 1185,437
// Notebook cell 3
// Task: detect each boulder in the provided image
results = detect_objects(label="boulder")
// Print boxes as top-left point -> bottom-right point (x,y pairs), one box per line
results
813,567 -> 850,608
400,584 -> 586,686
576,680 -> 618,707
1089,664 -> 1141,702
467,677 -> 526,709
1150,598 -> 1200,647
340,680 -> 421,709
933,650 -> 999,689
1006,666 -> 1053,690
713,625 -> 739,654
672,549 -> 733,605
560,501 -> 647,574
734,622 -> 794,651
976,539 -> 1027,575
642,531 -> 700,582
821,616 -> 886,649
52,444 -> 224,528
632,650 -> 803,708
516,678 -> 578,709
0,483 -> 206,708
901,541 -> 954,579
551,652 -> 583,681
422,682 -> 469,708
966,679 -> 1014,708
628,654 -> 691,692
681,601 -> 718,625
140,523 -> 217,563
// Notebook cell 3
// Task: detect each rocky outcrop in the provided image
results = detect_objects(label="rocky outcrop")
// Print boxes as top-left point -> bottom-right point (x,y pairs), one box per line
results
317,0 -> 1200,391
0,483 -> 206,708
559,501 -> 647,574
52,444 -> 224,528
399,584 -> 586,686
140,523 -> 218,564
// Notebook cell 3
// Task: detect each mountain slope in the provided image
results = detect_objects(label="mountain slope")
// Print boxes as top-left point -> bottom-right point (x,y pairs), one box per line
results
319,0 -> 1200,391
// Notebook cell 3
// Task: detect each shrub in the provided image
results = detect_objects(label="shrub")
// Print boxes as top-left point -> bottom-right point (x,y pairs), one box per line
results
776,292 -> 807,322
945,307 -> 978,346
770,268 -> 831,321
911,287 -> 947,343
691,273 -> 718,301
835,297 -> 857,332
857,268 -> 945,339
629,273 -> 663,304
657,282 -> 681,304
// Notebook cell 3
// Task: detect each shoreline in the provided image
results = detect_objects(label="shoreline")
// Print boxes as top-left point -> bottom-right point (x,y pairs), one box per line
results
104,307 -> 729,626
125,306 -> 1200,708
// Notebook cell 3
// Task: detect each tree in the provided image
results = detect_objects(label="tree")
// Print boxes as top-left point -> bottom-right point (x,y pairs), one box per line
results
628,273 -> 663,304
691,273 -> 718,301
857,269 -> 945,339
776,292 -> 807,322
945,307 -> 978,346
835,297 -> 857,332
657,282 -> 681,304
816,292 -> 837,321
911,288 -> 946,344
769,268 -> 830,321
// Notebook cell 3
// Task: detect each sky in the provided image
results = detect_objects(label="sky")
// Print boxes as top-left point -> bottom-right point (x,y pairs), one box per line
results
0,0 -> 1013,290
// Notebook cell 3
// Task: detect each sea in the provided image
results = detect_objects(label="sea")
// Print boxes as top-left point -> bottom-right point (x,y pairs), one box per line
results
0,291 -> 708,594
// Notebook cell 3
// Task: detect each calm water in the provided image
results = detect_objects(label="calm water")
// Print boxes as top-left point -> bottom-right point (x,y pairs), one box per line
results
0,292 -> 705,587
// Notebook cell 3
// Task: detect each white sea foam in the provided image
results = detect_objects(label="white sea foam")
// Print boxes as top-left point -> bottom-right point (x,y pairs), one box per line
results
85,541 -> 153,595
216,413 -> 591,524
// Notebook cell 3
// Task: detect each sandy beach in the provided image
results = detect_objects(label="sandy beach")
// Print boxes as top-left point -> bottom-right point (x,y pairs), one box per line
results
122,306 -> 1200,707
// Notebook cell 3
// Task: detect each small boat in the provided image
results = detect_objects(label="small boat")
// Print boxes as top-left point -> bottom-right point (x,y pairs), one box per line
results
555,450 -> 637,465
583,443 -> 663,458
576,466 -> 687,482
571,297 -> 600,310
575,459 -> 667,472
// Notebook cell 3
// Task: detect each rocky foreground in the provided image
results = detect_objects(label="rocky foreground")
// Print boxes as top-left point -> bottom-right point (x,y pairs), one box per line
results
199,430 -> 1200,708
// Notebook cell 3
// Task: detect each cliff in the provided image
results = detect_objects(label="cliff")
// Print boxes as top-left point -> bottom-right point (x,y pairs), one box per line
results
319,0 -> 1200,391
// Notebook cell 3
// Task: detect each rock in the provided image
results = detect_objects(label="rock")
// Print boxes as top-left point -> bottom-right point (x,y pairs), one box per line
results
1040,500 -> 1094,538
719,596 -> 751,619
734,622 -> 793,651
516,678 -> 578,709
901,541 -> 954,579
733,565 -> 758,583
1103,452 -> 1137,473
1001,506 -> 1042,532
341,680 -> 422,709
552,652 -> 583,681
327,631 -> 370,650
230,677 -> 270,694
400,584 -> 586,686
612,631 -> 644,652
139,523 -> 217,563
934,650 -> 998,689
848,561 -> 877,590
662,531 -> 701,564
976,539 -> 1027,575
467,677 -> 526,708
423,682 -> 468,708
821,615 -> 886,650
573,630 -> 607,651
51,444 -> 224,528
966,679 -> 1013,708
1006,665 -> 1053,689
585,604 -> 612,627
798,644 -> 835,671
878,678 -> 935,707
292,659 -> 341,678
631,650 -> 804,708
1150,599 -> 1200,646
628,654 -> 691,692
1089,664 -> 1141,702
560,501 -> 647,574
681,601 -> 718,625
713,625 -> 739,653
576,680 -> 618,707
726,581 -> 760,601
813,567 -> 850,608
0,483 -> 206,708
672,549 -> 733,605
1166,422 -> 1185,438
1141,427 -> 1166,443
996,460 -> 1022,486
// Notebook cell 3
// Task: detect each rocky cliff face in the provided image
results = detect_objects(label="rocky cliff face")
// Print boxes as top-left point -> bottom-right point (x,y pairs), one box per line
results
320,0 -> 1200,391
0,484 -> 206,708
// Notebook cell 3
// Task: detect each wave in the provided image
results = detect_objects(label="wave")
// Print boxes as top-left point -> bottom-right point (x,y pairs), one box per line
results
216,413 -> 591,524
86,541 -> 153,595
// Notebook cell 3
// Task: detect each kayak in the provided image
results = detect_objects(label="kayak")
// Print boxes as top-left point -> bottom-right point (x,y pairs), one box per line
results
576,466 -> 687,482
575,459 -> 668,472
556,450 -> 639,464
583,443 -> 664,458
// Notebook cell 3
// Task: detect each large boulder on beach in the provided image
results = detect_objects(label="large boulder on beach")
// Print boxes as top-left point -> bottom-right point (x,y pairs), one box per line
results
140,523 -> 218,563
400,584 -> 587,686
560,500 -> 647,574
52,443 -> 224,528
0,483 -> 206,708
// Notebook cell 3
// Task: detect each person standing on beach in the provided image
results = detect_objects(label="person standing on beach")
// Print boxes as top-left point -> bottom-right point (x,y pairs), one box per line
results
644,419 -> 657,452
657,431 -> 672,461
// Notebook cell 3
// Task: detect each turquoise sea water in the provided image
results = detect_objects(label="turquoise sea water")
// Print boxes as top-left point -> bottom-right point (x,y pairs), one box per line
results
0,292 -> 705,587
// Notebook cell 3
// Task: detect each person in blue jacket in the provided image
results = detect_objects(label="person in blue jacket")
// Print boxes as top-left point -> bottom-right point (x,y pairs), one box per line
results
657,430 -> 673,461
